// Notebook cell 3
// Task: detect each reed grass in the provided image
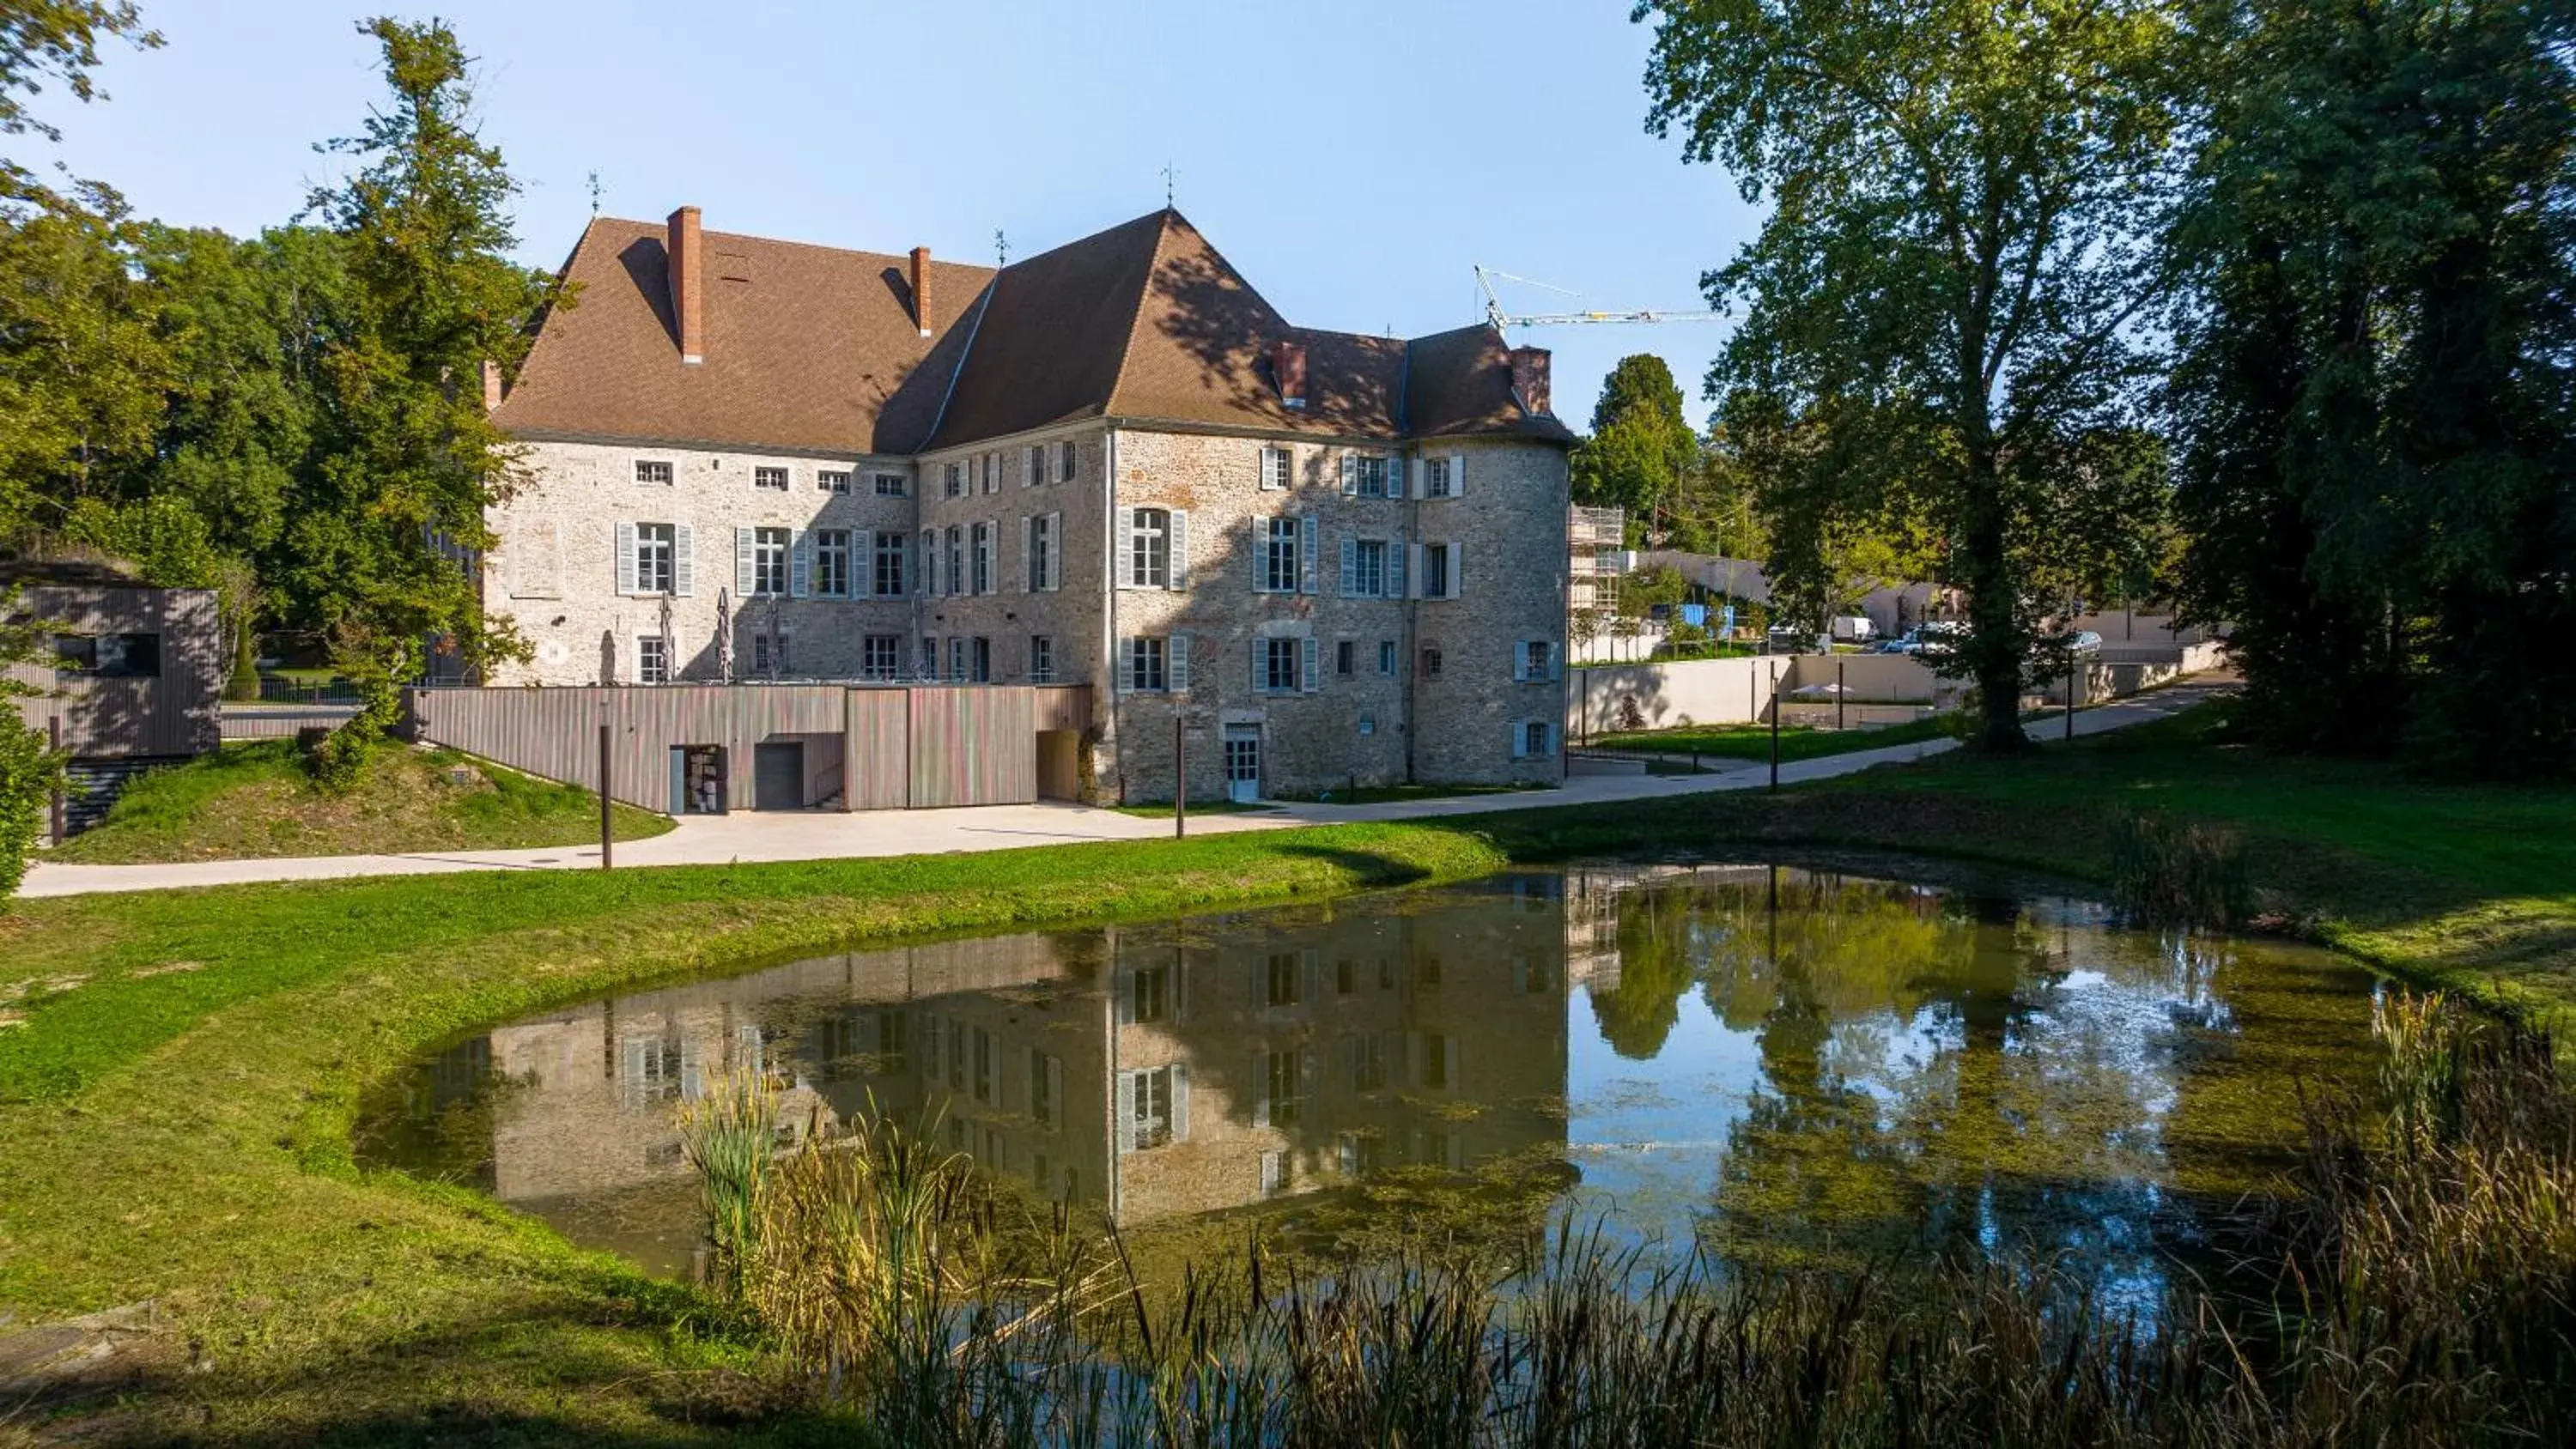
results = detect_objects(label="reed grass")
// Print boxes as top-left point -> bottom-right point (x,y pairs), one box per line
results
681,998 -> 2576,1447
2108,809 -> 2253,929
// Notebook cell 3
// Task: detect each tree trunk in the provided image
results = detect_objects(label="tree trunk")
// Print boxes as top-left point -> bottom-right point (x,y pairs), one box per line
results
1957,450 -> 2032,754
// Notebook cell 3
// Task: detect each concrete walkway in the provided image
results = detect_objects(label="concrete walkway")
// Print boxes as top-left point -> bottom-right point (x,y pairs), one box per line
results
19,680 -> 2227,899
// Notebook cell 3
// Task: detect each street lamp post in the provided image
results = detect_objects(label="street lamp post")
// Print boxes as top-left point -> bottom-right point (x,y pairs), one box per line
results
1174,710 -> 1188,840
598,696 -> 614,870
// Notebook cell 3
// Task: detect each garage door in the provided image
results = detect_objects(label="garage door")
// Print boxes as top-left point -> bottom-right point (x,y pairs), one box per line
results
752,742 -> 804,811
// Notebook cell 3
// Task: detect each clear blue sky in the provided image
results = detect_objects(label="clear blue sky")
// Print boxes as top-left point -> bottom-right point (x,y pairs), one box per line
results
31,0 -> 1759,430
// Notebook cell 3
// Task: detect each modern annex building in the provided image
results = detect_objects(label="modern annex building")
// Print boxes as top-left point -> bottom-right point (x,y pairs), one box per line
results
482,205 -> 1573,804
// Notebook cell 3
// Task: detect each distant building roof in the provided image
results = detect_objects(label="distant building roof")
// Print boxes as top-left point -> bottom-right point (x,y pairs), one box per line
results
496,208 -> 1573,457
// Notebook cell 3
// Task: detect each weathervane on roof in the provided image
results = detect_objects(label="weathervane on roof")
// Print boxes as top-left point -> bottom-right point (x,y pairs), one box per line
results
994,228 -> 1009,267
586,170 -> 603,216
1161,161 -> 1177,209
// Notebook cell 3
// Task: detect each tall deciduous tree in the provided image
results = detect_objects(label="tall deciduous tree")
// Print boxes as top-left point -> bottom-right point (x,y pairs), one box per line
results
2169,0 -> 2574,774
1638,0 -> 2181,750
0,0 -> 158,199
1572,353 -> 1702,541
296,17 -> 543,763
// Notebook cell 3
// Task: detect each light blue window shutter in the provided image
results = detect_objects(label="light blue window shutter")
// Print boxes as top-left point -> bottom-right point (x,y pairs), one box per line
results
1299,514 -> 1319,594
1339,539 -> 1358,597
1117,508 -> 1138,588
1340,455 -> 1359,496
673,524 -> 696,597
1249,518 -> 1266,592
1449,453 -> 1467,498
789,530 -> 811,597
1300,635 -> 1320,692
1114,1072 -> 1136,1152
1046,512 -> 1062,590
1547,641 -> 1562,682
1020,516 -> 1034,592
734,527 -> 756,596
1510,720 -> 1527,759
1449,543 -> 1463,599
1388,537 -> 1406,599
1512,640 -> 1529,683
1169,1062 -> 1189,1142
615,522 -> 637,594
853,529 -> 872,597
1251,642 -> 1265,693
1115,637 -> 1135,694
1168,510 -> 1190,590
1412,457 -> 1427,500
1170,634 -> 1190,693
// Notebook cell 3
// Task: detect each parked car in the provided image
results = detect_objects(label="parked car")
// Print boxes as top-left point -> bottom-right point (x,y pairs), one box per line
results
1895,621 -> 1969,657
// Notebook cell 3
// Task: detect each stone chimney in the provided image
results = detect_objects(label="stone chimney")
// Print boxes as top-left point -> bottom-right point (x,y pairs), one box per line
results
1510,346 -> 1552,416
480,359 -> 504,412
1271,340 -> 1308,408
909,246 -> 933,337
668,206 -> 704,364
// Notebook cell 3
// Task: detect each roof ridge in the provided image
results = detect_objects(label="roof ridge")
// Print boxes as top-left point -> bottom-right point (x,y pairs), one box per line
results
587,213 -> 1001,277
1099,209 -> 1185,419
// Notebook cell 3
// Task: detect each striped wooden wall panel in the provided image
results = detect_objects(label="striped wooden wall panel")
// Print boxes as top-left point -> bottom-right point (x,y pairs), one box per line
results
8,585 -> 222,758
1032,685 -> 1092,734
844,689 -> 910,810
908,687 -> 1036,808
410,683 -> 1044,813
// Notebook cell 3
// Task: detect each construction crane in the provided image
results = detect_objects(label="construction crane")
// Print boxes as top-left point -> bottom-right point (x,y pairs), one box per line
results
1475,265 -> 1722,332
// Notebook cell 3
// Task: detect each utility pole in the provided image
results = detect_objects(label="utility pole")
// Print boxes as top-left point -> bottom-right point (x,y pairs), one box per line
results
1768,664 -> 1782,793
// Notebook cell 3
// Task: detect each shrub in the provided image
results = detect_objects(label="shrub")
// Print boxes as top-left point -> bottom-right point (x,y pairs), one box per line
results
0,704 -> 64,900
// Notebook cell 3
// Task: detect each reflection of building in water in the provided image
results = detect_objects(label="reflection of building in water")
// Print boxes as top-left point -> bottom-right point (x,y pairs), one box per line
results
450,880 -> 1571,1237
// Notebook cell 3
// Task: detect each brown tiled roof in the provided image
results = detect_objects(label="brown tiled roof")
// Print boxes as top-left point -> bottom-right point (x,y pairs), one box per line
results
1405,325 -> 1579,442
501,209 -> 1571,457
494,217 -> 993,456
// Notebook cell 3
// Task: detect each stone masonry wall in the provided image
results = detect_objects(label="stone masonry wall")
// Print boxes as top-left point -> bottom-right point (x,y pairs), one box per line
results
484,439 -> 922,685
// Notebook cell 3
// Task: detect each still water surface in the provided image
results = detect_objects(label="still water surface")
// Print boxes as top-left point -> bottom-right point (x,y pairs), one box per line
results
361,860 -> 2381,1290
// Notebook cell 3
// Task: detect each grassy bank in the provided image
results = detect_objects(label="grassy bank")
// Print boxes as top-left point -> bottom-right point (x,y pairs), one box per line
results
2,703 -> 2570,1441
47,739 -> 672,864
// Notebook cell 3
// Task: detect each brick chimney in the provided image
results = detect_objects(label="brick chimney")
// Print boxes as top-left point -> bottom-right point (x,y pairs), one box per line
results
909,246 -> 933,337
1271,340 -> 1308,408
668,206 -> 704,364
1509,346 -> 1552,416
479,359 -> 504,412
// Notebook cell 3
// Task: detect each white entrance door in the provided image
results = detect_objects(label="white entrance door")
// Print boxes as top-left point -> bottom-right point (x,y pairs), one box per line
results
1223,725 -> 1261,803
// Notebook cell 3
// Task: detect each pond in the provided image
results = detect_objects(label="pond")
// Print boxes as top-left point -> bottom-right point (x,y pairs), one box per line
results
358,858 -> 2384,1297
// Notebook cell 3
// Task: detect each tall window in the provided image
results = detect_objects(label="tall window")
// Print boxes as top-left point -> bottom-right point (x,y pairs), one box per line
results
1125,1065 -> 1178,1151
1260,517 -> 1299,593
1265,952 -> 1303,1007
1424,457 -> 1455,498
1030,634 -> 1054,684
1379,640 -> 1397,676
872,532 -> 908,597
945,526 -> 964,598
638,635 -> 670,684
1026,513 -> 1055,591
920,530 -> 939,595
1026,444 -> 1045,486
817,469 -> 852,494
969,522 -> 993,595
1057,440 -> 1078,482
944,463 -> 963,499
1335,640 -> 1355,676
1261,445 -> 1292,491
1128,508 -> 1170,588
948,637 -> 966,682
752,632 -> 789,675
1351,539 -> 1388,597
970,636 -> 992,683
874,472 -> 908,497
1261,637 -> 1298,693
754,465 -> 789,491
862,634 -> 901,681
1121,964 -> 1171,1024
753,527 -> 790,596
1421,542 -> 1452,599
1263,1048 -> 1306,1127
814,529 -> 852,597
1126,636 -> 1168,692
634,459 -> 674,486
1519,640 -> 1552,681
982,452 -> 999,494
1030,1051 -> 1061,1129
635,524 -> 676,594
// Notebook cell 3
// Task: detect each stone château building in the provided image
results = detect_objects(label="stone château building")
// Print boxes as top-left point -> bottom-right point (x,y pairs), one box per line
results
483,205 -> 1572,803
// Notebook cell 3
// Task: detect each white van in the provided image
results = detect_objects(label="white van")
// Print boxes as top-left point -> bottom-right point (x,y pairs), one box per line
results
1830,615 -> 1880,644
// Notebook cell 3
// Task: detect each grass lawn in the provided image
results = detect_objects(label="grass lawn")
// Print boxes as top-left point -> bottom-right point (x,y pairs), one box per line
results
1594,714 -> 1954,762
1270,781 -> 1546,806
2,703 -> 2569,1442
46,740 -> 673,864
1105,797 -> 1278,818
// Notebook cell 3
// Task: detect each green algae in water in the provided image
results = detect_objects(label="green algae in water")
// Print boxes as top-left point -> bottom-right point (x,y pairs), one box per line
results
356,861 -> 2381,1294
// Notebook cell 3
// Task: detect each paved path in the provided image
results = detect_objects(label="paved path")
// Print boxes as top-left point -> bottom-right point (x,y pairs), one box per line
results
19,680 -> 2227,899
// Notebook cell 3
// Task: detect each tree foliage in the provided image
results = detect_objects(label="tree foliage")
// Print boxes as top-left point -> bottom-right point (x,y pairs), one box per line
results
1638,0 -> 2181,750
2168,0 -> 2576,774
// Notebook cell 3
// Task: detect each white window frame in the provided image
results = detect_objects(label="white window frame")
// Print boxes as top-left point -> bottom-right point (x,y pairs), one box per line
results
632,523 -> 677,596
814,528 -> 854,598
1260,445 -> 1293,492
634,458 -> 674,486
817,468 -> 852,494
753,464 -> 791,491
862,634 -> 901,681
1259,636 -> 1299,693
944,462 -> 964,499
873,471 -> 907,498
1030,634 -> 1054,684
1057,440 -> 1078,483
872,531 -> 908,597
637,634 -> 671,684
1257,517 -> 1299,594
751,526 -> 791,597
